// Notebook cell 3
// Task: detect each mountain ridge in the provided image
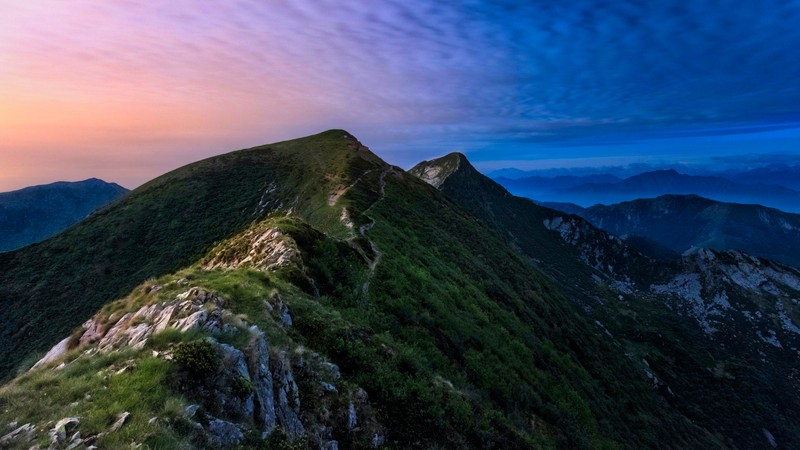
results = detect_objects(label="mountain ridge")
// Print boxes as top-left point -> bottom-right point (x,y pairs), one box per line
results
0,178 -> 128,252
0,131 -> 736,449
543,194 -> 800,268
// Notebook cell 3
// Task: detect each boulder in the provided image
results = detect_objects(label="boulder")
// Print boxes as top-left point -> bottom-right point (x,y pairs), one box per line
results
207,418 -> 244,448
49,417 -> 79,446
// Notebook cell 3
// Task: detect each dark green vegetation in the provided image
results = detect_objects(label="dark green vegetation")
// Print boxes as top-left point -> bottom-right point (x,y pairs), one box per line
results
543,194 -> 800,268
0,131 -> 796,448
0,178 -> 127,252
0,131 -> 373,377
413,153 -> 800,450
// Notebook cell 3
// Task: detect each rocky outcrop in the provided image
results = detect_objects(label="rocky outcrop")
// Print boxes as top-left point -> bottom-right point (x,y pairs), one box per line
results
32,288 -> 236,367
271,351 -> 305,440
245,329 -> 277,436
0,423 -> 37,447
26,286 -> 385,449
202,225 -> 303,272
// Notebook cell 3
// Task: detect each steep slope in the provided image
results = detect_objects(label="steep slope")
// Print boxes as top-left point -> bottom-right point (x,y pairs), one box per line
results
0,179 -> 128,252
412,153 -> 800,450
506,169 -> 800,213
0,130 -> 383,378
0,132 -> 726,449
551,195 -> 800,268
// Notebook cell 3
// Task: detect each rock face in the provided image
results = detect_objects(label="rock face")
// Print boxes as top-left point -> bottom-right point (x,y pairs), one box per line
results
245,329 -> 277,436
271,351 -> 306,440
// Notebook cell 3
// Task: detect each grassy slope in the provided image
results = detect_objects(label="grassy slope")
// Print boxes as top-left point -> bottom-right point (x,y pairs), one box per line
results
417,154 -> 800,449
0,131 -> 729,448
0,130 -> 375,378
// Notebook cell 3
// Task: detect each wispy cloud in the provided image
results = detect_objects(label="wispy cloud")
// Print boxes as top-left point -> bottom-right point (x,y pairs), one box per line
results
2,1 -> 800,188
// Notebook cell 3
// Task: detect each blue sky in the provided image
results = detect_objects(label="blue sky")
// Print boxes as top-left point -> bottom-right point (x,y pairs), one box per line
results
2,0 -> 800,189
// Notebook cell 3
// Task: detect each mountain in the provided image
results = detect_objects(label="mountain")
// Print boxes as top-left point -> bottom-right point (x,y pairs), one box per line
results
721,165 -> 800,191
412,153 -> 800,449
497,169 -> 800,213
546,194 -> 800,268
0,179 -> 128,252
0,131 -> 731,449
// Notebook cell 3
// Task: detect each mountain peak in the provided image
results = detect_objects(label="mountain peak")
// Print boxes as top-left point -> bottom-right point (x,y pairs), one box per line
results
408,152 -> 474,188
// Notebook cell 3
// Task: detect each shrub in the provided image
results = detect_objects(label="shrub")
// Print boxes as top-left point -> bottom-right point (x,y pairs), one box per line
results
174,340 -> 218,376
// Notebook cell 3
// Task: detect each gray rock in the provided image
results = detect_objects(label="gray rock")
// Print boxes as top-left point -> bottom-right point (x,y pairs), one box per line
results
207,418 -> 244,448
215,342 -> 255,419
271,351 -> 305,440
347,401 -> 357,431
49,417 -> 79,446
0,423 -> 37,446
184,404 -> 200,419
109,411 -> 130,432
32,337 -> 72,369
245,329 -> 277,437
79,319 -> 104,345
323,440 -> 339,450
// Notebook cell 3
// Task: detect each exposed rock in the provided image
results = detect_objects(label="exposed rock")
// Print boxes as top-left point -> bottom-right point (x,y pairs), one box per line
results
206,418 -> 244,448
763,427 -> 778,448
323,440 -> 339,450
271,351 -> 305,440
184,404 -> 200,419
244,329 -> 277,437
202,226 -> 303,272
49,417 -> 80,446
265,293 -> 293,327
0,423 -> 37,446
347,401 -> 357,431
79,319 -> 104,345
213,343 -> 255,420
109,411 -> 130,432
71,288 -> 237,357
33,337 -> 73,369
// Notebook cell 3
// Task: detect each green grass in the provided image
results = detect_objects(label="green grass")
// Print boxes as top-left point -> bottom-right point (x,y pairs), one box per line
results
0,350 -> 190,449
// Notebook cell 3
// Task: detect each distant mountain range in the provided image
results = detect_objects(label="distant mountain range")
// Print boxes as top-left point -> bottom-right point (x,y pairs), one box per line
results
542,194 -> 800,268
0,178 -> 128,252
496,169 -> 800,213
721,164 -> 800,191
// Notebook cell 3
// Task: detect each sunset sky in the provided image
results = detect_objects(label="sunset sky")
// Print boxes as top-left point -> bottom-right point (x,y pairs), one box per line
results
2,1 -> 800,190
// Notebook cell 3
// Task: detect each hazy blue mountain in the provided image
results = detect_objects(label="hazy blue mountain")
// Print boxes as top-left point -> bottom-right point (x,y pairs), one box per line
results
0,178 -> 128,252
721,164 -> 800,191
521,169 -> 800,213
546,194 -> 800,267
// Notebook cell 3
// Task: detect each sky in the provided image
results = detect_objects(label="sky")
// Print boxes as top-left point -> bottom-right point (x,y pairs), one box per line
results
2,0 -> 800,190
